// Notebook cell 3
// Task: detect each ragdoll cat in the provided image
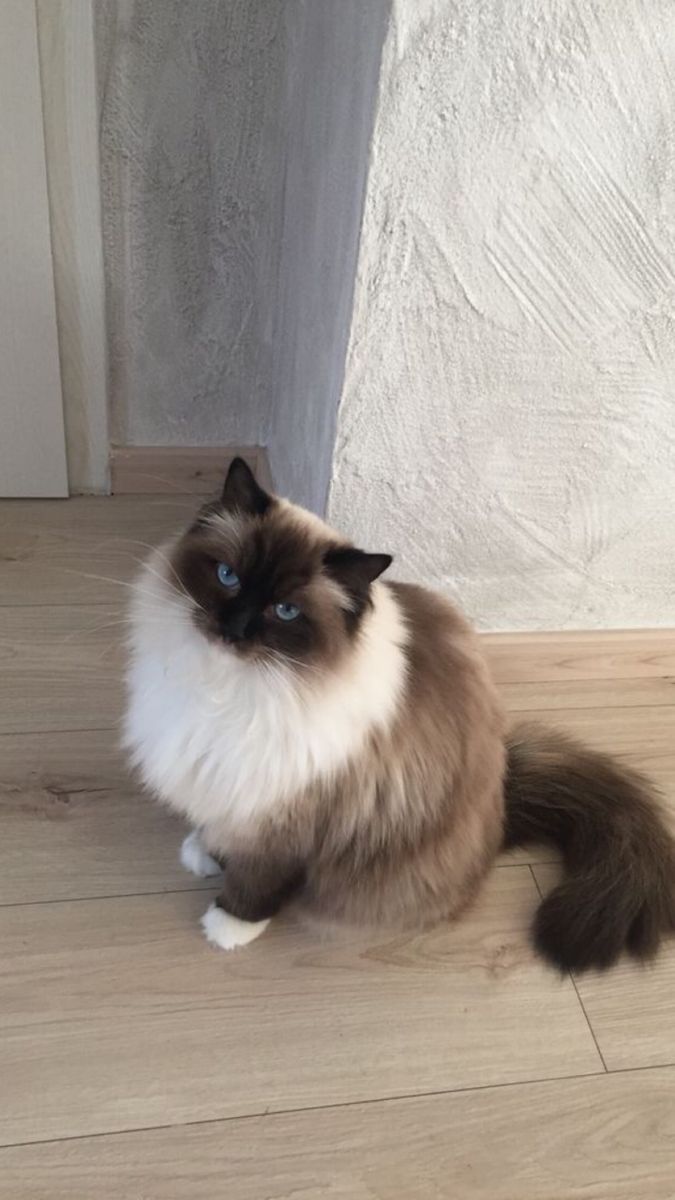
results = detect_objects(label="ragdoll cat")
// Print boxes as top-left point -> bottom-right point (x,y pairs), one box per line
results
124,458 -> 675,968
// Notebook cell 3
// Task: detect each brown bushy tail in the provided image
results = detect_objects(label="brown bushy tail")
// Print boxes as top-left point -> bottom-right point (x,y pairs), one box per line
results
504,722 -> 675,973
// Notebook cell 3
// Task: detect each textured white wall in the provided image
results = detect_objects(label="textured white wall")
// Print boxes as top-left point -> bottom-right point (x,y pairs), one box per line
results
96,0 -> 388,516
97,0 -> 286,447
329,0 -> 675,630
266,0 -> 389,513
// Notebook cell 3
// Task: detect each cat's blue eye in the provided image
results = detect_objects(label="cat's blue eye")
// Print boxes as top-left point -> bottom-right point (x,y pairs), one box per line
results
274,602 -> 300,622
216,562 -> 240,589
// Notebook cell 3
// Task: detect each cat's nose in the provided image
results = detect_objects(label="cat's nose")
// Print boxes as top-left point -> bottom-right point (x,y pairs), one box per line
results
220,610 -> 251,643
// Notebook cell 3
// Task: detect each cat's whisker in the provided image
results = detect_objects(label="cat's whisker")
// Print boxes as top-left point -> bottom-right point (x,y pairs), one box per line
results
62,567 -> 137,592
121,539 -> 199,602
102,541 -> 210,621
265,649 -> 323,679
60,567 -> 192,613
60,567 -> 137,590
140,555 -> 209,619
133,589 -> 193,617
57,609 -> 185,645
57,561 -> 202,625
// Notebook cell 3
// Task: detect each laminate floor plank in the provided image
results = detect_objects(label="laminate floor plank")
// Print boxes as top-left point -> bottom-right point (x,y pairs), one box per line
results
2,1067 -> 674,1200
1,496 -> 673,1198
0,604 -> 123,733
0,788 -> 204,905
0,495 -> 195,605
533,862 -> 675,1072
0,728 -> 128,794
0,869 -> 601,1146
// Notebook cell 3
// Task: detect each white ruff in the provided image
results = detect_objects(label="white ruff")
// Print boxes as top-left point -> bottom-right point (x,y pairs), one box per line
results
124,545 -> 408,832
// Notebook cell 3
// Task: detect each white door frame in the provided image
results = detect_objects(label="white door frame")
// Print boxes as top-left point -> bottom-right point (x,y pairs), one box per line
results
37,0 -> 110,494
0,0 -> 69,497
0,1 -> 109,498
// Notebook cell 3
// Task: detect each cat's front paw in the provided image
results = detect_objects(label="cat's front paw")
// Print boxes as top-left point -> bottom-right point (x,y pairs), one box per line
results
201,903 -> 270,951
180,830 -> 221,878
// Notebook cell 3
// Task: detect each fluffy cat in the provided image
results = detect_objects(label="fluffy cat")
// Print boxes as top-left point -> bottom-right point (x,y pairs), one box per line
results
124,458 -> 675,968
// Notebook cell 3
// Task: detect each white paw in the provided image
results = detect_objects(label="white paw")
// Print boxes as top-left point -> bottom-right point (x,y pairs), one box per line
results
180,830 -> 221,878
201,903 -> 270,951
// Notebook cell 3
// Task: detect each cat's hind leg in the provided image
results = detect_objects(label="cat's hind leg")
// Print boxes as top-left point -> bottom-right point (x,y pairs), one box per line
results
180,829 -> 222,878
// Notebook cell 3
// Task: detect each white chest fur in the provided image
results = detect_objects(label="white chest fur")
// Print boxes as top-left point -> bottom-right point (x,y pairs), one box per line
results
124,554 -> 407,832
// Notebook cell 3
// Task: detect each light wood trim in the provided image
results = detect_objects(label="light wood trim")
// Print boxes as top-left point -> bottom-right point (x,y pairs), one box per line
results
109,445 -> 272,495
500,676 -> 675,711
483,628 -> 675,683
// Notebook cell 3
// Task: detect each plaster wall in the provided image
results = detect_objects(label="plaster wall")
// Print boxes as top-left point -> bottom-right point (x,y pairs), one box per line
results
96,0 -> 387,516
97,0 -> 286,448
329,0 -> 675,630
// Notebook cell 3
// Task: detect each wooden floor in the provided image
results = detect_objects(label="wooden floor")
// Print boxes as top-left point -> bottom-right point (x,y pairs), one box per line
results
1,496 -> 675,1199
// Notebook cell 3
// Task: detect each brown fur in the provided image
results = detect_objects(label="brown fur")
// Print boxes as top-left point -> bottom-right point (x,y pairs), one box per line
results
156,460 -> 675,972
504,724 -> 675,971
173,463 -> 386,669
303,585 -> 507,929
217,585 -> 506,933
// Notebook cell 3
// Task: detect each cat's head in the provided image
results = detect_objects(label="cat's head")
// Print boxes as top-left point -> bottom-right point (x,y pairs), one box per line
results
169,458 -> 392,668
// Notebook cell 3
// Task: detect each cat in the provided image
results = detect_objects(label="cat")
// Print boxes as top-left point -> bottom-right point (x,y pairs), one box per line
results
124,457 -> 675,968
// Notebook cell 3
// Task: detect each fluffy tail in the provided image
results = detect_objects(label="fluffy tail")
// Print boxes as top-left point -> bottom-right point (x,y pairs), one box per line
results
504,722 -> 675,972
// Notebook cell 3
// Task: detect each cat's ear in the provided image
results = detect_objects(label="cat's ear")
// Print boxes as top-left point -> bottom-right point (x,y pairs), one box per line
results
323,547 -> 392,594
221,457 -> 271,516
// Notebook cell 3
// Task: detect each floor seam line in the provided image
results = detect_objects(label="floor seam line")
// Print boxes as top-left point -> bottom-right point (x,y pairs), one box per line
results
0,885 -> 216,909
4,1062 -> 674,1151
528,864 -> 609,1073
0,1067 -> 612,1151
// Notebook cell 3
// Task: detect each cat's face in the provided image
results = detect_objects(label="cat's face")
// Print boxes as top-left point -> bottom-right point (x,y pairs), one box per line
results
170,459 -> 392,669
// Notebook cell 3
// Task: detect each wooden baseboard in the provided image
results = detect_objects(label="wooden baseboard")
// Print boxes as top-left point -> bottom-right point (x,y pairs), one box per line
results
109,446 -> 272,495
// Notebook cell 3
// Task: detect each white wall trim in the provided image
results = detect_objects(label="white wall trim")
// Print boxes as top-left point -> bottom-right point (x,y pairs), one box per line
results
37,0 -> 110,494
0,0 -> 68,498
